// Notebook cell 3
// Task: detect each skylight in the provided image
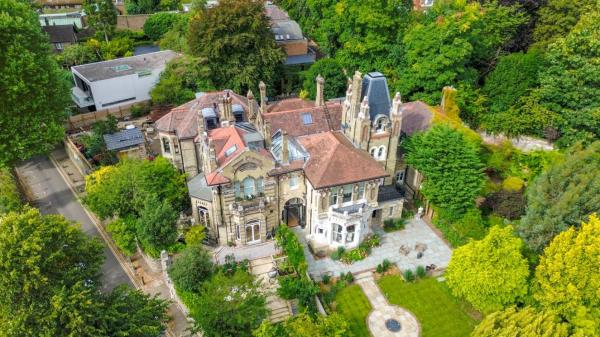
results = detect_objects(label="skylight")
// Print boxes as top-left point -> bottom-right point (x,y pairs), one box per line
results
301,112 -> 313,125
112,65 -> 132,72
225,145 -> 237,157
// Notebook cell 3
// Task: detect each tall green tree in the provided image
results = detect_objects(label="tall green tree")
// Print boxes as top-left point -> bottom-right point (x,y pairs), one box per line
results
151,56 -> 213,106
0,208 -> 169,336
471,306 -> 571,337
143,12 -> 186,41
0,0 -> 70,167
446,226 -> 530,314
168,244 -> 214,293
404,124 -> 485,216
187,0 -> 284,92
532,0 -> 596,49
533,214 -> 600,336
302,58 -> 347,100
83,0 -> 118,42
188,270 -> 268,337
517,142 -> 600,253
136,196 -> 179,257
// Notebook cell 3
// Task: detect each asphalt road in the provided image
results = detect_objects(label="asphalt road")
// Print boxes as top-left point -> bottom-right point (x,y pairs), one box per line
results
17,156 -> 133,292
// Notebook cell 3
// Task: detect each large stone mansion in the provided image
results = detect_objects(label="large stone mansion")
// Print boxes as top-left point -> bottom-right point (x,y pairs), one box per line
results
156,71 -> 434,250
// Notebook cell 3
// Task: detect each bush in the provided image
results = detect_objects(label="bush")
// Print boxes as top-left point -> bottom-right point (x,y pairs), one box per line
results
416,265 -> 427,278
363,234 -> 381,247
331,246 -> 345,260
384,218 -> 406,232
339,272 -> 354,283
377,259 -> 392,274
277,275 -> 318,313
502,176 -> 524,192
130,104 -> 151,118
403,269 -> 415,282
0,168 -> 21,215
340,246 -> 369,264
168,244 -> 214,293
144,13 -> 186,41
275,225 -> 307,273
483,190 -> 525,220
322,274 -> 331,285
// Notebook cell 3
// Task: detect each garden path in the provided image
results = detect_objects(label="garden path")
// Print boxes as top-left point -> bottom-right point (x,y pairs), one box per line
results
356,272 -> 420,337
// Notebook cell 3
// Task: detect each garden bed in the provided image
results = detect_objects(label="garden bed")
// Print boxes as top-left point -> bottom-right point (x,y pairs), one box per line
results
330,234 -> 381,264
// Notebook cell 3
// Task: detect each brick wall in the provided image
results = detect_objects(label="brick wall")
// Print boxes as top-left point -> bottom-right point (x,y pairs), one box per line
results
116,14 -> 149,31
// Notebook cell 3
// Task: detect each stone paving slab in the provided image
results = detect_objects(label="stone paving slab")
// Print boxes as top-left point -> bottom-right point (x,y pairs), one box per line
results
296,219 -> 452,280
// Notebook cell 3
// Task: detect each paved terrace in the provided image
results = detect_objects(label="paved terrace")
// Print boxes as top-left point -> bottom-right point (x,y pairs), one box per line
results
294,219 -> 452,280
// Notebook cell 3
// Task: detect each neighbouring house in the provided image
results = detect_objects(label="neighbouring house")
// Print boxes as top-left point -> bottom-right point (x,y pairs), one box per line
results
265,2 -> 316,66
70,50 -> 178,112
154,71 -> 443,251
42,24 -> 78,52
103,126 -> 147,160
39,11 -> 85,29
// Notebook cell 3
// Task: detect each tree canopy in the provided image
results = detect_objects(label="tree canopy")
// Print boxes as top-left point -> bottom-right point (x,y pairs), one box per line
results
533,214 -> 600,335
0,168 -> 21,215
144,12 -> 187,41
302,58 -> 347,101
471,306 -> 570,337
532,0 -> 596,49
83,0 -> 118,42
0,207 -> 169,336
404,124 -> 485,216
253,312 -> 349,337
150,56 -> 213,106
0,0 -> 70,167
168,244 -> 214,293
446,225 -> 529,314
517,142 -> 600,253
187,0 -> 284,92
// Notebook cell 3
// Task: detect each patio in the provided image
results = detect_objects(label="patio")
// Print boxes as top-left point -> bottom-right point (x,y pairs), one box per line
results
294,218 -> 452,280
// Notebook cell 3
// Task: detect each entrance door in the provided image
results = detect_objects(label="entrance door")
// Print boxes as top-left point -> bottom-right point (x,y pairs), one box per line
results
284,198 -> 304,228
245,221 -> 260,244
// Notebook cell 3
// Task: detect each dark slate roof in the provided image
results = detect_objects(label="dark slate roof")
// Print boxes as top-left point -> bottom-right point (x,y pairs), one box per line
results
103,128 -> 145,151
332,203 -> 365,215
377,185 -> 404,203
285,50 -> 316,65
188,174 -> 213,202
42,24 -> 78,43
361,72 -> 392,120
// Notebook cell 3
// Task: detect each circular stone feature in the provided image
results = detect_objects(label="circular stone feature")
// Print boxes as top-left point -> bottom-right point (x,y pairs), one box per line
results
385,319 -> 402,332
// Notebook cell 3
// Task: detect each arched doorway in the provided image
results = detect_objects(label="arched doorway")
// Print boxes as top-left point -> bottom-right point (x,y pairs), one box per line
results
282,198 -> 305,228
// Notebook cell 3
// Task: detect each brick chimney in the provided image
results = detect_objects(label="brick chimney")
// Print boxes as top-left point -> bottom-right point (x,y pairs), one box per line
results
263,121 -> 272,147
246,90 -> 256,121
259,81 -> 267,113
315,74 -> 325,107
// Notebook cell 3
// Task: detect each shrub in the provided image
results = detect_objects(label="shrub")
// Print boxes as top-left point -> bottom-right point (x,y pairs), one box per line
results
363,234 -> 381,247
416,265 -> 427,278
331,246 -> 345,261
0,168 -> 21,215
403,269 -> 415,282
322,274 -> 331,285
144,13 -> 186,41
340,246 -> 368,264
502,176 -> 524,191
483,190 -> 525,220
275,225 -> 307,273
277,275 -> 318,313
377,259 -> 392,274
130,104 -> 151,118
168,244 -> 214,293
384,218 -> 406,232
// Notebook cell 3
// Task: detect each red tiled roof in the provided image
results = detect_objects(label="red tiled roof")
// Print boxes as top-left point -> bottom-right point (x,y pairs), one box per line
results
262,99 -> 342,137
155,91 -> 259,139
207,126 -> 247,167
297,131 -> 387,189
205,171 -> 230,186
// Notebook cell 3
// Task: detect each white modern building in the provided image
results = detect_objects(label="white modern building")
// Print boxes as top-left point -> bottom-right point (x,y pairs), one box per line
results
70,50 -> 178,111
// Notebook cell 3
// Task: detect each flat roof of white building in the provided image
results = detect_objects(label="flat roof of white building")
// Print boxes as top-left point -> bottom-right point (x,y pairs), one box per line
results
72,50 -> 178,82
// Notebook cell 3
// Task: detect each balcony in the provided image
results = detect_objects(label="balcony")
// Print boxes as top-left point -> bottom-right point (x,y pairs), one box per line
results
230,196 -> 268,215
71,86 -> 95,108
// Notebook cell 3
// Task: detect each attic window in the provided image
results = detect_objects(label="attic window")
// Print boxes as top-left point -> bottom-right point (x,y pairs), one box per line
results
112,65 -> 132,72
225,145 -> 237,157
301,113 -> 313,125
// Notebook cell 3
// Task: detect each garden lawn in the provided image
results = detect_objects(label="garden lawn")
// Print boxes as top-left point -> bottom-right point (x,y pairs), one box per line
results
378,275 -> 479,337
334,284 -> 371,337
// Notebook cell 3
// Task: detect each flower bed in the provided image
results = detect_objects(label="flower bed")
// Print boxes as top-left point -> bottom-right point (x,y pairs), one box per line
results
331,234 -> 381,264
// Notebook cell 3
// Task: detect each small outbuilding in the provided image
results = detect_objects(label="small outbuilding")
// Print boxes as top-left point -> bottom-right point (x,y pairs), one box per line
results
103,127 -> 147,160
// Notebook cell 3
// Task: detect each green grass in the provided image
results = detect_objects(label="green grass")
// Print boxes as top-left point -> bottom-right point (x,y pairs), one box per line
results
378,275 -> 480,337
334,284 -> 372,337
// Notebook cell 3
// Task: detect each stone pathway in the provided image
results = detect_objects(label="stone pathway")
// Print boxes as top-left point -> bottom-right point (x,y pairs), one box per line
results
295,219 -> 452,280
355,272 -> 420,337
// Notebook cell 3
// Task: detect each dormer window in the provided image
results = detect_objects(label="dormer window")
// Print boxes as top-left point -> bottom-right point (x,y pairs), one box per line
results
374,117 -> 387,132
301,112 -> 313,125
225,145 -> 237,157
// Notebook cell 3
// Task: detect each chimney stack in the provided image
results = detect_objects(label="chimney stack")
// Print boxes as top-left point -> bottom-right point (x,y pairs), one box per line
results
281,131 -> 289,164
359,96 -> 370,120
263,122 -> 272,147
351,71 -> 362,116
315,74 -> 325,107
391,92 -> 402,116
246,90 -> 256,121
259,81 -> 267,112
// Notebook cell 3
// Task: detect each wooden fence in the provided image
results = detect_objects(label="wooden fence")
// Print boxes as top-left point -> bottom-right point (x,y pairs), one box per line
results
67,100 -> 150,130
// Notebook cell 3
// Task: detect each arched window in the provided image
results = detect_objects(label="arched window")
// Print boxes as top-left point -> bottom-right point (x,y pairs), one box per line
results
377,146 -> 386,160
243,177 -> 255,197
370,147 -> 377,157
374,117 -> 386,132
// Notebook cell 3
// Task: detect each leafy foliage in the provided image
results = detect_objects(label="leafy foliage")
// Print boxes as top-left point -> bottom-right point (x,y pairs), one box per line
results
446,226 -> 529,313
150,56 -> 213,105
533,214 -> 600,335
517,142 -> 600,253
532,0 -> 596,49
0,168 -> 21,215
187,0 -> 284,92
471,306 -> 570,337
79,115 -> 118,164
126,0 -> 180,14
187,270 -> 267,337
404,124 -> 485,215
144,12 -> 186,41
253,312 -> 349,337
302,58 -> 347,100
136,196 -> 179,257
275,225 -> 307,273
159,14 -> 190,53
168,244 -> 214,293
0,208 -> 168,336
0,0 -> 70,166
83,0 -> 117,42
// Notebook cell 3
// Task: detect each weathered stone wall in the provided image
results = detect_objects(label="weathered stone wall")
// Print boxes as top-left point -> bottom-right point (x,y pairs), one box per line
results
116,14 -> 149,31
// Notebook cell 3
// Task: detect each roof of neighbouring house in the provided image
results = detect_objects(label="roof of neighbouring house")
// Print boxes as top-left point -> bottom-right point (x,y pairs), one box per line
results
262,98 -> 343,137
377,185 -> 404,203
103,127 -> 145,151
72,50 -> 178,82
42,24 -> 78,43
361,72 -> 392,120
187,173 -> 213,201
297,131 -> 388,189
155,90 -> 259,140
400,101 -> 434,135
